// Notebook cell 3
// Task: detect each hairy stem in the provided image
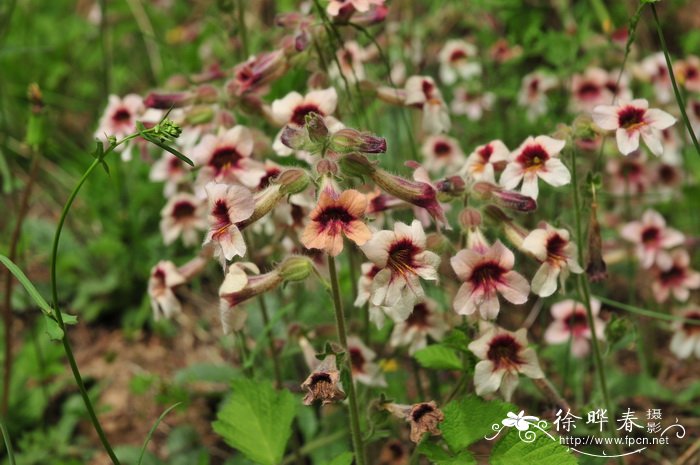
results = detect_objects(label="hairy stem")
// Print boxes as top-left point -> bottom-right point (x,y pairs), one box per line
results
327,255 -> 366,465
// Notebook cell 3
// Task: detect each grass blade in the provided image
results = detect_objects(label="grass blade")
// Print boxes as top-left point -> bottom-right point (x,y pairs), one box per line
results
137,402 -> 181,465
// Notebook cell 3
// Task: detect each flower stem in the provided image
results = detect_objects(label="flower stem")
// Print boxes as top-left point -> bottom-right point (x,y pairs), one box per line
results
650,3 -> 700,158
569,145 -> 621,459
257,295 -> 283,388
50,158 -> 121,465
327,255 -> 366,465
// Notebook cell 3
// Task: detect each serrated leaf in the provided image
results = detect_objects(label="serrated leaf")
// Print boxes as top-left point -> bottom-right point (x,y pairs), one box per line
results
417,442 -> 476,465
325,451 -> 353,465
212,379 -> 297,465
414,345 -> 463,370
490,428 -> 576,465
441,395 -> 514,451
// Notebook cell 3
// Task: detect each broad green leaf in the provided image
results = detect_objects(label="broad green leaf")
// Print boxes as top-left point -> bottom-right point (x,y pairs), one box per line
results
44,315 -> 64,341
441,395 -> 513,452
0,254 -> 53,316
414,345 -> 463,370
213,379 -> 297,465
490,428 -> 577,465
417,442 -> 476,465
325,451 -> 353,465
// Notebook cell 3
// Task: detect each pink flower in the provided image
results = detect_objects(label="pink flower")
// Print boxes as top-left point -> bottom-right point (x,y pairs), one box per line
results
468,326 -> 544,400
437,40 -> 481,84
592,99 -> 676,156
148,261 -> 186,320
462,140 -> 509,183
360,220 -> 441,322
544,299 -> 605,358
389,299 -> 449,355
271,88 -> 338,156
605,151 -> 650,195
229,50 -> 286,96
203,182 -> 255,263
329,41 -> 367,84
301,189 -> 372,256
652,250 -> 700,303
450,87 -> 494,121
347,336 -> 387,387
95,94 -> 144,161
420,135 -> 465,173
149,153 -> 191,197
677,55 -> 700,93
405,76 -> 451,134
160,193 -> 207,247
620,209 -> 685,268
326,0 -> 384,16
450,241 -> 530,320
570,67 -> 610,112
500,136 -> 569,200
193,126 -> 266,189
218,262 -> 280,333
669,308 -> 700,359
521,224 -> 582,297
636,52 -> 673,104
518,72 -> 557,120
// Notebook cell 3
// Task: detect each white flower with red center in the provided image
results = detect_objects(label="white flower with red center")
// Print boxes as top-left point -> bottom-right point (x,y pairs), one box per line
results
360,220 -> 441,322
462,140 -> 509,183
669,308 -> 700,359
468,326 -> 544,401
620,209 -> 685,269
592,99 -> 676,156
148,261 -> 186,320
193,126 -> 266,190
570,67 -> 610,112
326,0 -> 384,16
301,189 -> 372,257
677,55 -> 700,93
329,41 -> 367,84
95,94 -> 144,161
521,224 -> 583,297
150,153 -> 191,197
544,299 -> 605,358
347,336 -> 387,387
605,151 -> 650,195
437,40 -> 481,85
389,299 -> 449,355
518,72 -> 557,120
652,249 -> 700,303
405,76 -> 451,134
450,240 -> 530,320
450,87 -> 494,121
203,182 -> 255,264
636,52 -> 673,103
160,193 -> 207,247
271,88 -> 338,156
420,135 -> 465,173
499,135 -> 569,200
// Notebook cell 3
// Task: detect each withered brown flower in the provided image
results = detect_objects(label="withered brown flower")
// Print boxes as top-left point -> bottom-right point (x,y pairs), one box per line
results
301,355 -> 346,405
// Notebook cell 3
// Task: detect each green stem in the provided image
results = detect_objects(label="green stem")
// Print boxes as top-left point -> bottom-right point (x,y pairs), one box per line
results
257,295 -> 283,388
327,255 -> 366,465
569,145 -> 620,457
237,0 -> 249,58
650,3 -> 700,158
0,419 -> 16,465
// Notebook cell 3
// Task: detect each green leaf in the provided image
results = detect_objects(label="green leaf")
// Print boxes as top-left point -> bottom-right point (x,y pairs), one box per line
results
44,315 -> 64,341
0,254 -> 53,316
417,442 -> 476,465
414,345 -> 463,370
138,403 -> 181,465
490,428 -> 577,465
441,395 -> 514,451
325,451 -> 353,465
212,379 -> 297,465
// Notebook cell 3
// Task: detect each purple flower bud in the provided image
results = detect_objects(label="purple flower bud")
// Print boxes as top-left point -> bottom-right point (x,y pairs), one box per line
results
144,91 -> 192,109
330,128 -> 387,154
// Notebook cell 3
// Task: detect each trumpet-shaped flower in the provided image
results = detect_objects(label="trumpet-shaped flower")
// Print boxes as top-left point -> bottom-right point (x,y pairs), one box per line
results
462,140 -> 509,183
500,136 -> 569,200
620,209 -> 684,268
389,299 -> 448,355
451,241 -> 530,320
521,224 -> 583,297
544,299 -> 605,358
360,220 -> 441,322
669,308 -> 700,359
203,183 -> 255,263
437,40 -> 481,84
148,261 -> 186,321
160,193 -> 207,247
652,250 -> 700,303
468,326 -> 544,400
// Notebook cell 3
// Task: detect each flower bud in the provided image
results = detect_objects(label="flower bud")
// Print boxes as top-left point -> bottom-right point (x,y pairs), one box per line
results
483,206 -> 528,249
329,128 -> 387,154
279,256 -> 314,281
459,207 -> 482,230
230,50 -> 287,96
472,182 -> 536,212
238,184 -> 284,229
144,91 -> 193,109
426,232 -> 451,255
315,159 -> 339,176
305,112 -> 329,143
338,153 -> 378,177
435,175 -> 465,201
195,84 -> 219,103
277,168 -> 311,195
185,105 -> 215,125
586,201 -> 607,282
372,169 -> 447,227
156,119 -> 183,140
280,125 -> 309,151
